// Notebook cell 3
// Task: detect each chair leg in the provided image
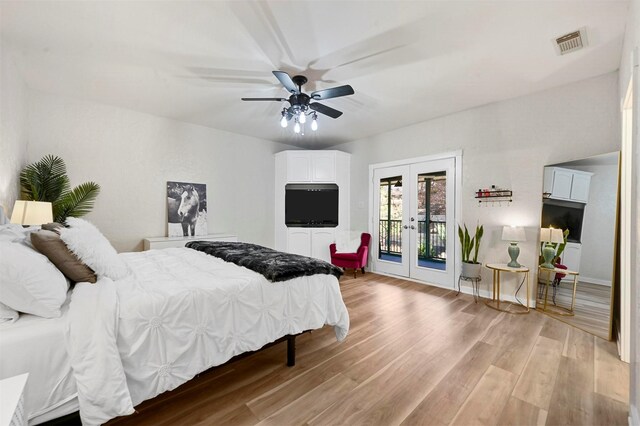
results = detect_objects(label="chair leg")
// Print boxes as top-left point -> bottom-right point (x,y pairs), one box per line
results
361,267 -> 365,274
353,269 -> 356,279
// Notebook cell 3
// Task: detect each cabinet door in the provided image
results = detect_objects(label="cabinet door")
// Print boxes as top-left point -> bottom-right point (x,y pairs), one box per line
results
287,229 -> 311,257
560,243 -> 581,280
287,152 -> 312,182
311,228 -> 336,262
551,169 -> 573,200
570,174 -> 591,203
311,153 -> 336,182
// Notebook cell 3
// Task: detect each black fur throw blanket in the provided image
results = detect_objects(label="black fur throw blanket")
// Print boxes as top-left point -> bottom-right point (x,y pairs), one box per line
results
186,241 -> 343,282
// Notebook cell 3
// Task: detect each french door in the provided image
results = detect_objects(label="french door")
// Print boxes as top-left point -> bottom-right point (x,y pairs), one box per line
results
372,158 -> 456,287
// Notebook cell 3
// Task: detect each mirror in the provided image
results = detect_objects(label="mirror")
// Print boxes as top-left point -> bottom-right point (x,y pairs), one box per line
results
537,151 -> 620,340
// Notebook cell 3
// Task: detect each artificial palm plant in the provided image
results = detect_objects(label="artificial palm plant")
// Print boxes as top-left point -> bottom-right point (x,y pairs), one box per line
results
20,155 -> 100,223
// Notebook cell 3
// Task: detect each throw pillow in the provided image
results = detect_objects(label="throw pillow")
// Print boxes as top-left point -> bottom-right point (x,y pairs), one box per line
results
31,230 -> 97,283
58,218 -> 130,280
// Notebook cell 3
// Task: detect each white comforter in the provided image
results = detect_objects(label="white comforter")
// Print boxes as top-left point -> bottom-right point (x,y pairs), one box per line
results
65,248 -> 349,425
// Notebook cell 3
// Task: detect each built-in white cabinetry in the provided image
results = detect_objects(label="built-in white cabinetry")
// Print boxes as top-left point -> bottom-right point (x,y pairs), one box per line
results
560,242 -> 582,282
275,150 -> 350,261
287,229 -> 312,257
285,151 -> 337,183
543,167 -> 593,203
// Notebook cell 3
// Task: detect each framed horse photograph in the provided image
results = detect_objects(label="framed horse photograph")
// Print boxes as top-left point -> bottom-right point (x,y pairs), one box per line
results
167,181 -> 208,237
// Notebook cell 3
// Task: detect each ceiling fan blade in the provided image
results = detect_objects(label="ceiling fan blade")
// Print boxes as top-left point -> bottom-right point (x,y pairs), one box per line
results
310,85 -> 354,100
309,103 -> 343,119
241,97 -> 288,102
272,71 -> 299,94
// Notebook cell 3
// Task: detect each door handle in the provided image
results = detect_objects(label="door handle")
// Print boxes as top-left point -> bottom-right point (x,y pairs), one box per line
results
410,225 -> 416,230
410,217 -> 415,222
403,225 -> 409,229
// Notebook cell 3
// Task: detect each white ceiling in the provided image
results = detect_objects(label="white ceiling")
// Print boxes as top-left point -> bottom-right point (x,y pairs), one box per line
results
0,1 -> 629,148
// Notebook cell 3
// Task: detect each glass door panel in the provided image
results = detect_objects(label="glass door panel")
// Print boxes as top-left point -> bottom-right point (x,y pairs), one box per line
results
373,166 -> 409,277
409,159 -> 455,286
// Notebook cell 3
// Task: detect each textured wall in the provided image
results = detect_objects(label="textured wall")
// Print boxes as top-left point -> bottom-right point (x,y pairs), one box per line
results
26,90 -> 292,252
331,72 -> 620,303
0,43 -> 28,216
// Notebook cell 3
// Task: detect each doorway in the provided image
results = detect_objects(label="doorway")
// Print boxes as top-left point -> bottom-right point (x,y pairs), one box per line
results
371,155 -> 458,288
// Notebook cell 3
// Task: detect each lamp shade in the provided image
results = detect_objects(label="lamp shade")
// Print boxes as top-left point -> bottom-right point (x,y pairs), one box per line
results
10,201 -> 53,225
539,227 -> 564,244
502,226 -> 525,242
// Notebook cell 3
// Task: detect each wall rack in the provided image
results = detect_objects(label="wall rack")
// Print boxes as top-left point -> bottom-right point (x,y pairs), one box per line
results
475,189 -> 513,204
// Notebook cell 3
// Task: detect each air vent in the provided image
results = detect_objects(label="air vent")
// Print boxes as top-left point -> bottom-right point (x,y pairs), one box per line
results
554,28 -> 587,55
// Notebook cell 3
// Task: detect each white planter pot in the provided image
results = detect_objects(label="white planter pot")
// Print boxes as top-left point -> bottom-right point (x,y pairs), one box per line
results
461,262 -> 482,279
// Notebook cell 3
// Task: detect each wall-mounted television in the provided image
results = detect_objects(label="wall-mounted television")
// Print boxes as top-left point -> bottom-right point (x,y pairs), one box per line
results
541,200 -> 585,243
285,184 -> 338,227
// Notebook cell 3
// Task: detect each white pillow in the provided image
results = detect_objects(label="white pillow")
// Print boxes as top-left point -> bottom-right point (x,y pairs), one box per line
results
0,302 -> 19,323
0,224 -> 39,247
58,218 -> 130,280
0,241 -> 69,318
335,231 -> 362,253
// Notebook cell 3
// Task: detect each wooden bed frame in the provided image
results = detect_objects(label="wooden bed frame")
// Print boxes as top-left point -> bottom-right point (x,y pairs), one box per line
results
41,332 -> 305,425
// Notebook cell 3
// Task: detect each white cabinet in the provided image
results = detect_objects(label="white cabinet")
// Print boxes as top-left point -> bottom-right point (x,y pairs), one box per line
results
286,152 -> 312,182
284,151 -> 336,182
543,167 -> 593,203
560,242 -> 582,281
143,234 -> 238,250
286,228 -> 336,262
275,150 -> 350,261
287,229 -> 311,257
311,229 -> 336,262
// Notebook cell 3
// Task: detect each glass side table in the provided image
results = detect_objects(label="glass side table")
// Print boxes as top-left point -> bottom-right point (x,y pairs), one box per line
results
537,266 -> 579,316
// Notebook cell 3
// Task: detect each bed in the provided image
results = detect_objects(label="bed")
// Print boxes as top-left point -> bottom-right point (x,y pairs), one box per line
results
0,231 -> 349,425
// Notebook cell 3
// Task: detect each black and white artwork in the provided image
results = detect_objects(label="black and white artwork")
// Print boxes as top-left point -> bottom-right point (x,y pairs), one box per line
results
167,181 -> 207,237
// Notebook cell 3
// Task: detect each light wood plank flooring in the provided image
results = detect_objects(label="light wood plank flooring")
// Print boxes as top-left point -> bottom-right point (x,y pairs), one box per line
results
109,273 -> 628,426
536,280 -> 612,339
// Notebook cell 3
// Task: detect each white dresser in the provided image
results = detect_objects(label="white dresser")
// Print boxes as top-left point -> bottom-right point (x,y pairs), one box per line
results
143,234 -> 238,250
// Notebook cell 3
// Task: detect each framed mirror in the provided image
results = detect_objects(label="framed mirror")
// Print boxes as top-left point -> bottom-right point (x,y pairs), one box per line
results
537,151 -> 620,340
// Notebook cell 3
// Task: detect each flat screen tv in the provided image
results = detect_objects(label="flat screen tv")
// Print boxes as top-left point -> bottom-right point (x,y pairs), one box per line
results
285,184 -> 339,227
541,200 -> 585,243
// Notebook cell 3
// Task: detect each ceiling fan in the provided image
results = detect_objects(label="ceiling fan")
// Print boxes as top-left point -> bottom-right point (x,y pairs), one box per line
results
242,71 -> 355,134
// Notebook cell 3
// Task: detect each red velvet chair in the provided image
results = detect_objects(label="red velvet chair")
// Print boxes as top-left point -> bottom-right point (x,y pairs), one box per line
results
330,233 -> 371,278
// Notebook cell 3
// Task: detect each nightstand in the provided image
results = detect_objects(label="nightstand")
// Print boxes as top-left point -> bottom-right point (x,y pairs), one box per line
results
143,234 -> 238,250
0,373 -> 29,426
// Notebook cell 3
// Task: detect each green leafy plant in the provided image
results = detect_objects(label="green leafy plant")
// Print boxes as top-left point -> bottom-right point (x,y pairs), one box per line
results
20,155 -> 100,223
458,223 -> 484,264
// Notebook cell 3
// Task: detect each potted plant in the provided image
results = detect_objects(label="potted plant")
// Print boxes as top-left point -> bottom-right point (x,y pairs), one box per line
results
20,155 -> 100,223
458,223 -> 484,278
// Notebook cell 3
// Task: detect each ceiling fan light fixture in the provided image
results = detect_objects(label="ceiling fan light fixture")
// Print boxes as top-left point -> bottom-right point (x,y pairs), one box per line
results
294,120 -> 301,134
280,114 -> 288,128
311,114 -> 318,131
299,110 -> 306,124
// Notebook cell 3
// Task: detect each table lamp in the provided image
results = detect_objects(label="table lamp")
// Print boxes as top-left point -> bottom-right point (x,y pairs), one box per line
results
10,201 -> 53,225
502,226 -> 526,268
539,227 -> 564,269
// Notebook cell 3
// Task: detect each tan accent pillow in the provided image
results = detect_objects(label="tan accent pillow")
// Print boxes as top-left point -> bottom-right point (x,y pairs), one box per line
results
31,230 -> 97,283
42,222 -> 64,232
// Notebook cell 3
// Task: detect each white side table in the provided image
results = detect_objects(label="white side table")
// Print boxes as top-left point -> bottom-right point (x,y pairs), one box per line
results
0,373 -> 29,426
143,234 -> 238,250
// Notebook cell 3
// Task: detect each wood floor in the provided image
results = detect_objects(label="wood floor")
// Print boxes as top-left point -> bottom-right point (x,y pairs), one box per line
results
536,280 -> 612,339
109,273 -> 629,426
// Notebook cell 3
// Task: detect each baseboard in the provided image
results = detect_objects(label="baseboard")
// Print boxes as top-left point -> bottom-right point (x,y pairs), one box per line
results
579,275 -> 612,286
371,270 -> 534,307
629,404 -> 639,426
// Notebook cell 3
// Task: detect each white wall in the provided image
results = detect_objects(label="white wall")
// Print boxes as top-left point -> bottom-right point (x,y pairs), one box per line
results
0,43 -> 28,215
331,72 -> 620,302
572,164 -> 618,285
619,0 -> 639,421
26,90 -> 291,252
